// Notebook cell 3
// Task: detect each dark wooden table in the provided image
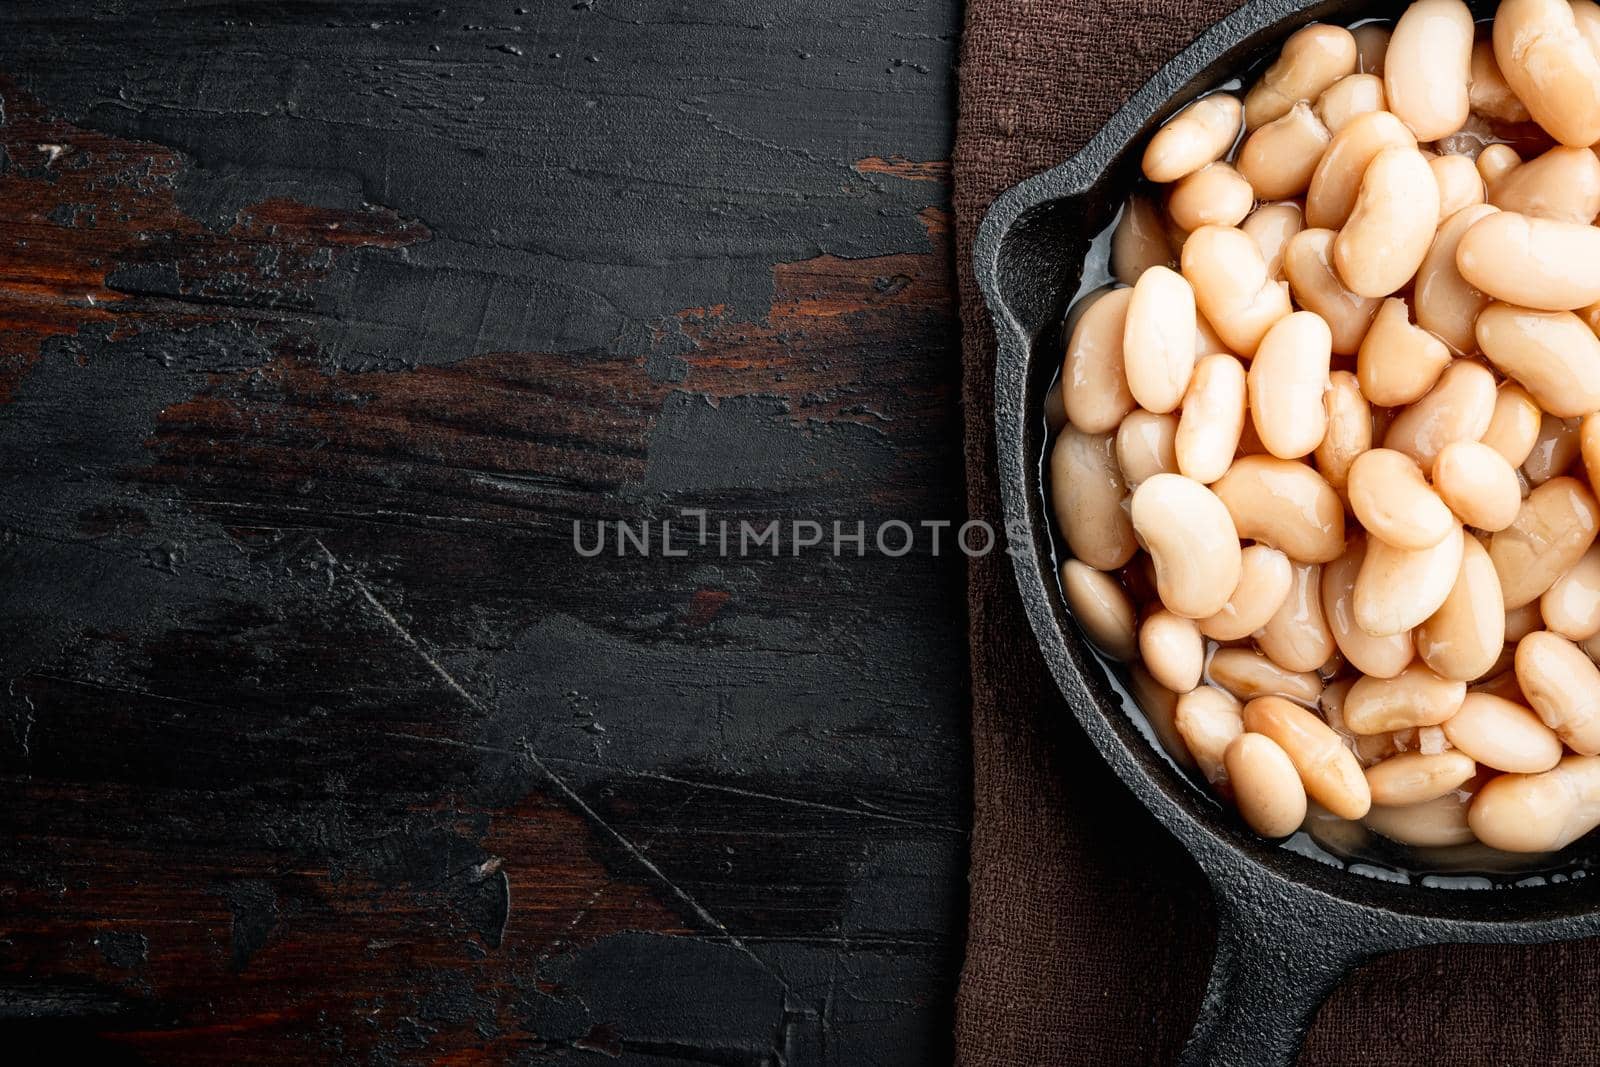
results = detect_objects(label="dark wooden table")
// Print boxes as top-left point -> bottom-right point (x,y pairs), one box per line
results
0,3 -> 968,1063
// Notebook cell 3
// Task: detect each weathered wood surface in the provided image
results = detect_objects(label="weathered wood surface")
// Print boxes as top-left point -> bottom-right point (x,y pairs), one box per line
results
0,3 -> 967,1063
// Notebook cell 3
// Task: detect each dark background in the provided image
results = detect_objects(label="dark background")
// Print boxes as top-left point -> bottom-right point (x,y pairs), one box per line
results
0,2 -> 968,1063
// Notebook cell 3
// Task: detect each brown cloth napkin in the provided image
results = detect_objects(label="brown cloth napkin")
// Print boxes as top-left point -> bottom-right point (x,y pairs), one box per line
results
952,3 -> 1600,1064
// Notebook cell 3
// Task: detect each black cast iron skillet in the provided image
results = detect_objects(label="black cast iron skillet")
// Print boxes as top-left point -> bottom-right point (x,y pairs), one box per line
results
976,0 -> 1600,1063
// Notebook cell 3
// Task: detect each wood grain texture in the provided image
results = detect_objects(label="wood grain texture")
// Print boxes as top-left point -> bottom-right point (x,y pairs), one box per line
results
0,3 -> 966,1063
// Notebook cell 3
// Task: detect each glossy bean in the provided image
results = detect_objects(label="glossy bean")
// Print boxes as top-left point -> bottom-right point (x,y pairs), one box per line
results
1245,23 -> 1359,130
1383,0 -> 1473,140
1413,203 -> 1499,354
1432,440 -> 1522,533
1207,647 -> 1324,705
1256,562 -> 1336,673
1111,196 -> 1175,285
1490,146 -> 1600,224
1237,102 -> 1331,199
1201,544 -> 1294,641
1181,225 -> 1294,357
1492,0 -> 1600,147
1481,383 -> 1543,467
1476,304 -> 1600,417
1324,534 -> 1417,677
1283,227 -> 1381,354
1226,733 -> 1310,836
1477,143 -> 1523,187
1348,448 -> 1454,550
1051,426 -> 1138,571
1490,476 -> 1600,608
1129,664 -> 1197,769
1115,410 -> 1180,488
1305,109 -> 1417,229
1248,311 -> 1331,459
1169,162 -> 1256,232
1468,37 -> 1532,122
1344,662 -> 1467,734
1241,201 -> 1304,280
1355,524 -> 1465,637
1365,750 -> 1477,806
1314,370 -> 1371,492
1364,789 -> 1477,846
1062,287 -> 1136,433
1131,474 -> 1242,618
1541,545 -> 1600,641
1524,413 -> 1582,486
1140,610 -> 1205,693
1316,72 -> 1386,133
1142,93 -> 1245,183
1443,691 -> 1563,773
1458,213 -> 1600,312
1212,456 -> 1345,563
1356,297 -> 1450,408
1334,146 -> 1440,298
1353,23 -> 1390,75
1417,533 -> 1506,681
1428,153 -> 1484,218
1175,685 -> 1245,782
1243,695 -> 1371,818
1469,755 -> 1600,851
1383,359 -> 1497,469
1061,560 -> 1138,660
1515,630 -> 1600,753
1175,353 -> 1247,484
1124,266 -> 1198,414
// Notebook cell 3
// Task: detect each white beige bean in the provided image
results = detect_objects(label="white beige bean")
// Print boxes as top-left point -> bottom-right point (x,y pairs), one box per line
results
1541,545 -> 1600,640
1384,0 -> 1473,141
1324,534 -> 1417,678
1478,302 -> 1600,417
1477,143 -> 1523,188
1175,684 -> 1245,782
1334,146 -> 1440,298
1313,370 -> 1371,493
1355,524 -> 1465,637
1458,214 -> 1600,313
1344,662 -> 1467,734
1347,448 -> 1454,550
1355,298 -> 1450,408
1428,154 -> 1484,218
1115,410 -> 1179,488
1247,311 -> 1331,460
1237,103 -> 1330,199
1242,695 -> 1371,818
1469,755 -> 1600,851
1226,733 -> 1309,836
1256,562 -> 1336,673
1576,0 -> 1600,52
1051,426 -> 1138,571
1062,560 -> 1139,661
1383,359 -> 1498,469
1129,664 -> 1197,769
1174,353 -> 1247,484
1139,610 -> 1204,693
1482,383 -> 1543,468
1413,203 -> 1498,355
1180,226 -> 1294,357
1468,38 -> 1532,122
1432,440 -> 1522,534
1201,545 -> 1294,641
1490,147 -> 1600,224
1168,162 -> 1256,232
1142,93 -> 1245,184
1316,73 -> 1386,133
1505,602 -> 1545,644
1130,474 -> 1242,618
1283,227 -> 1380,355
1365,750 -> 1477,806
1492,0 -> 1600,147
1112,195 -> 1175,286
1443,691 -> 1563,773
1490,476 -> 1600,609
1241,202 -> 1303,281
1417,533 -> 1506,681
1123,266 -> 1198,414
1212,456 -> 1345,563
1062,287 -> 1136,433
1245,23 -> 1359,130
1306,109 -> 1417,229
1207,647 -> 1323,705
1524,413 -> 1582,486
1364,789 -> 1477,846
1516,630 -> 1600,753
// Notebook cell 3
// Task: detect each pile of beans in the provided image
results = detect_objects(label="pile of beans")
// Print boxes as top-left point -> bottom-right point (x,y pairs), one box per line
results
1049,0 -> 1600,854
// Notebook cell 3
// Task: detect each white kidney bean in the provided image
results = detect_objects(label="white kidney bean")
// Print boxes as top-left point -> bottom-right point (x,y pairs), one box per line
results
1168,162 -> 1256,231
1245,23 -> 1359,130
1139,610 -> 1205,693
1313,370 -> 1371,493
1492,0 -> 1600,147
1383,0 -> 1473,141
1334,146 -> 1440,298
1358,301 -> 1452,413
1364,789 -> 1477,846
1383,359 -> 1497,470
1428,154 -> 1484,218
1541,545 -> 1600,641
1062,288 -> 1136,433
1413,203 -> 1498,355
1344,662 -> 1467,734
1417,533 -> 1506,681
1207,647 -> 1323,704
1316,73 -> 1386,133
1256,562 -> 1336,673
1212,455 -> 1345,563
1469,755 -> 1600,851
1237,103 -> 1330,200
1174,353 -> 1246,484
1247,311 -> 1330,460
1476,304 -> 1600,418
1477,143 -> 1523,188
1365,750 -> 1477,806
1115,410 -> 1179,489
1306,109 -> 1417,229
1112,195 -> 1175,285
1481,383 -> 1543,467
1283,227 -> 1380,355
1468,38 -> 1532,122
1243,695 -> 1371,818
1062,560 -> 1138,660
1347,448 -> 1454,550
1505,602 -> 1545,645
1458,214 -> 1600,313
1355,524 -> 1465,637
1181,225 -> 1294,357
1201,545 -> 1294,641
1443,691 -> 1563,773
1175,684 -> 1245,782
1051,426 -> 1138,571
1432,440 -> 1522,533
1142,93 -> 1245,183
1490,146 -> 1600,225
1123,266 -> 1198,414
1241,202 -> 1304,281
1524,413 -> 1582,486
1129,664 -> 1197,770
1515,630 -> 1600,754
1490,476 -> 1600,609
1323,533 -> 1417,678
1226,733 -> 1309,836
1130,474 -> 1242,618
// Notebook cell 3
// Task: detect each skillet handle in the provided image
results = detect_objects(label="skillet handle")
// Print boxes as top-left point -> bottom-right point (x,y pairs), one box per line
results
1178,888 -> 1371,1067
